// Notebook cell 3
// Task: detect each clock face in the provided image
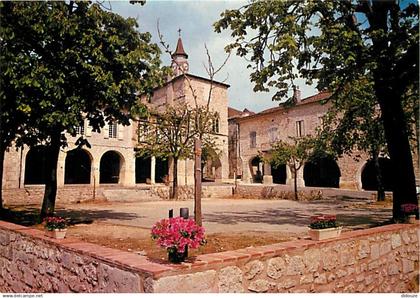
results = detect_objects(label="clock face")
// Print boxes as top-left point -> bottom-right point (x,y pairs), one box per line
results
182,63 -> 189,71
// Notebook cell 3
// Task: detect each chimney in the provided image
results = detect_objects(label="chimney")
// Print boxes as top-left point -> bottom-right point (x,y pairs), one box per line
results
293,86 -> 301,103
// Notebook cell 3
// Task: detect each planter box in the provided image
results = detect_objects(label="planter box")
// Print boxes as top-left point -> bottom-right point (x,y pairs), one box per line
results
45,229 -> 67,239
309,227 -> 342,241
407,215 -> 416,224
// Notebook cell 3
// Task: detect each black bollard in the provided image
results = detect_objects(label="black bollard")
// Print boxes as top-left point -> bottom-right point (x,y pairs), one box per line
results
180,208 -> 189,219
179,207 -> 189,260
169,209 -> 173,218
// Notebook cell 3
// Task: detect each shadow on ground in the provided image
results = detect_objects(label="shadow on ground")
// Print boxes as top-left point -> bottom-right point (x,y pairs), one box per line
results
202,200 -> 392,229
0,206 -> 141,226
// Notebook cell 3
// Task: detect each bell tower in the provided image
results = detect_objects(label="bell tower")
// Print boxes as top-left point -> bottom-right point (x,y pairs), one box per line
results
171,29 -> 189,77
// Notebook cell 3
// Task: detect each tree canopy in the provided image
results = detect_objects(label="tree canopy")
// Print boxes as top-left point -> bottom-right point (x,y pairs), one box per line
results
0,1 -> 165,217
215,0 -> 419,219
137,102 -> 219,199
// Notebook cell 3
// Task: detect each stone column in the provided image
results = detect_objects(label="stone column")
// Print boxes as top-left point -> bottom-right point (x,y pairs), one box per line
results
150,156 -> 156,184
241,159 -> 252,183
296,166 -> 305,187
93,160 -> 100,187
263,162 -> 273,184
286,164 -> 305,187
57,151 -> 66,187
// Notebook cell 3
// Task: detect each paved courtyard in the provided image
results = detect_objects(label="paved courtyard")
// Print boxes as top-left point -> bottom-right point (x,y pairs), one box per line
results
55,196 -> 392,235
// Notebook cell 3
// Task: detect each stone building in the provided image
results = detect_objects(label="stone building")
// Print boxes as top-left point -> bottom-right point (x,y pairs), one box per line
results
1,36 -> 229,201
229,90 -> 417,191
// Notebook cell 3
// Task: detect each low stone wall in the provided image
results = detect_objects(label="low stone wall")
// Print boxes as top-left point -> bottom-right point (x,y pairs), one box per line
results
234,184 -> 383,200
0,220 -> 418,293
3,184 -> 234,206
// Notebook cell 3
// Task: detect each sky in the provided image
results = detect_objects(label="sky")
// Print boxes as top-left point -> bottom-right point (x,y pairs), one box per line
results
112,0 -> 317,113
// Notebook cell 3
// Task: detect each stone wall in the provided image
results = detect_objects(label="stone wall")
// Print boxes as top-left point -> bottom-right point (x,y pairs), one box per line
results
234,184 -> 380,200
3,185 -> 234,206
147,223 -> 419,293
0,220 -> 418,293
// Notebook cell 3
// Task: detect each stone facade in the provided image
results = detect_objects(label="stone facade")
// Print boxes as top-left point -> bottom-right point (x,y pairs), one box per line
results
1,220 -> 418,293
2,36 -> 230,203
230,91 -> 419,190
146,71 -> 229,185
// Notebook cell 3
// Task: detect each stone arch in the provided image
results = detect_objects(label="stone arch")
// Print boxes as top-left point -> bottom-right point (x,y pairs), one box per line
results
155,157 -> 168,183
249,156 -> 263,183
304,156 -> 341,188
24,146 -> 48,185
135,156 -> 151,183
64,149 -> 92,184
361,157 -> 393,191
99,150 -> 125,184
271,163 -> 287,184
202,148 -> 222,182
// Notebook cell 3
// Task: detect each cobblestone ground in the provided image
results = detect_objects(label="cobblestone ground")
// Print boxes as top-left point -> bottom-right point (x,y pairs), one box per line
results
53,195 -> 392,234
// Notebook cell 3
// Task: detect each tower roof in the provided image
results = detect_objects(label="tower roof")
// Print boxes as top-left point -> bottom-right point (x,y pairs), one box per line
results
172,37 -> 188,59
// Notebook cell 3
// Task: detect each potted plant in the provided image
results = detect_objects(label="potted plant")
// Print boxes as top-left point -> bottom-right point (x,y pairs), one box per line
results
151,217 -> 205,263
308,214 -> 342,241
44,216 -> 68,239
401,204 -> 418,224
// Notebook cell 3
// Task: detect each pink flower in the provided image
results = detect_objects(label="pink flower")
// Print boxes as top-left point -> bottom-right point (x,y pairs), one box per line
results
151,217 -> 206,252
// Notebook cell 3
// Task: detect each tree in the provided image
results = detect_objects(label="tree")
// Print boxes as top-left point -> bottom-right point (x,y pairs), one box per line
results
317,77 -> 388,201
269,136 -> 316,201
136,103 -> 218,200
0,1 -> 164,219
152,25 -> 229,223
215,0 -> 419,219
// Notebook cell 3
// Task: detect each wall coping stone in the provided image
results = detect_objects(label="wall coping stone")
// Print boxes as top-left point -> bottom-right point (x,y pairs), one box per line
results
0,219 -> 418,280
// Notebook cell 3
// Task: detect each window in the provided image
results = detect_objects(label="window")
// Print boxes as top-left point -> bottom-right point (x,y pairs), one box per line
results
75,124 -> 85,135
109,123 -> 118,138
268,127 -> 278,143
212,118 -> 220,133
250,131 -> 257,148
296,120 -> 304,137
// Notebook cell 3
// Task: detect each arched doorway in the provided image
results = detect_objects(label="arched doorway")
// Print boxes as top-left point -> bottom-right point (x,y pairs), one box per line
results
271,163 -> 286,184
202,148 -> 222,182
155,158 -> 168,183
100,151 -> 124,184
136,156 -> 151,183
304,156 -> 341,188
361,158 -> 393,191
65,149 -> 92,184
250,156 -> 263,183
24,146 -> 48,185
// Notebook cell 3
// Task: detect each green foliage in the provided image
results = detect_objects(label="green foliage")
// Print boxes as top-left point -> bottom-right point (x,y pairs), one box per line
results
316,77 -> 386,160
0,1 -> 165,216
137,102 -> 219,199
215,0 -> 418,103
215,0 -> 419,218
0,1 -> 165,148
309,215 -> 338,229
136,102 -> 219,161
270,136 -> 318,172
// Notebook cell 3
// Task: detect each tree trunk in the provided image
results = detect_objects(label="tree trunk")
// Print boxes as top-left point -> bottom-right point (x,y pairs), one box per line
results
292,165 -> 298,201
194,138 -> 202,226
0,146 -> 5,210
171,157 -> 178,200
376,91 -> 417,219
372,150 -> 385,202
40,132 -> 61,220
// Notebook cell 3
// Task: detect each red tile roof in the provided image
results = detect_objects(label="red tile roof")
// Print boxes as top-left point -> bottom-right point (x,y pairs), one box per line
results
237,91 -> 331,121
172,37 -> 188,58
228,107 -> 255,119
